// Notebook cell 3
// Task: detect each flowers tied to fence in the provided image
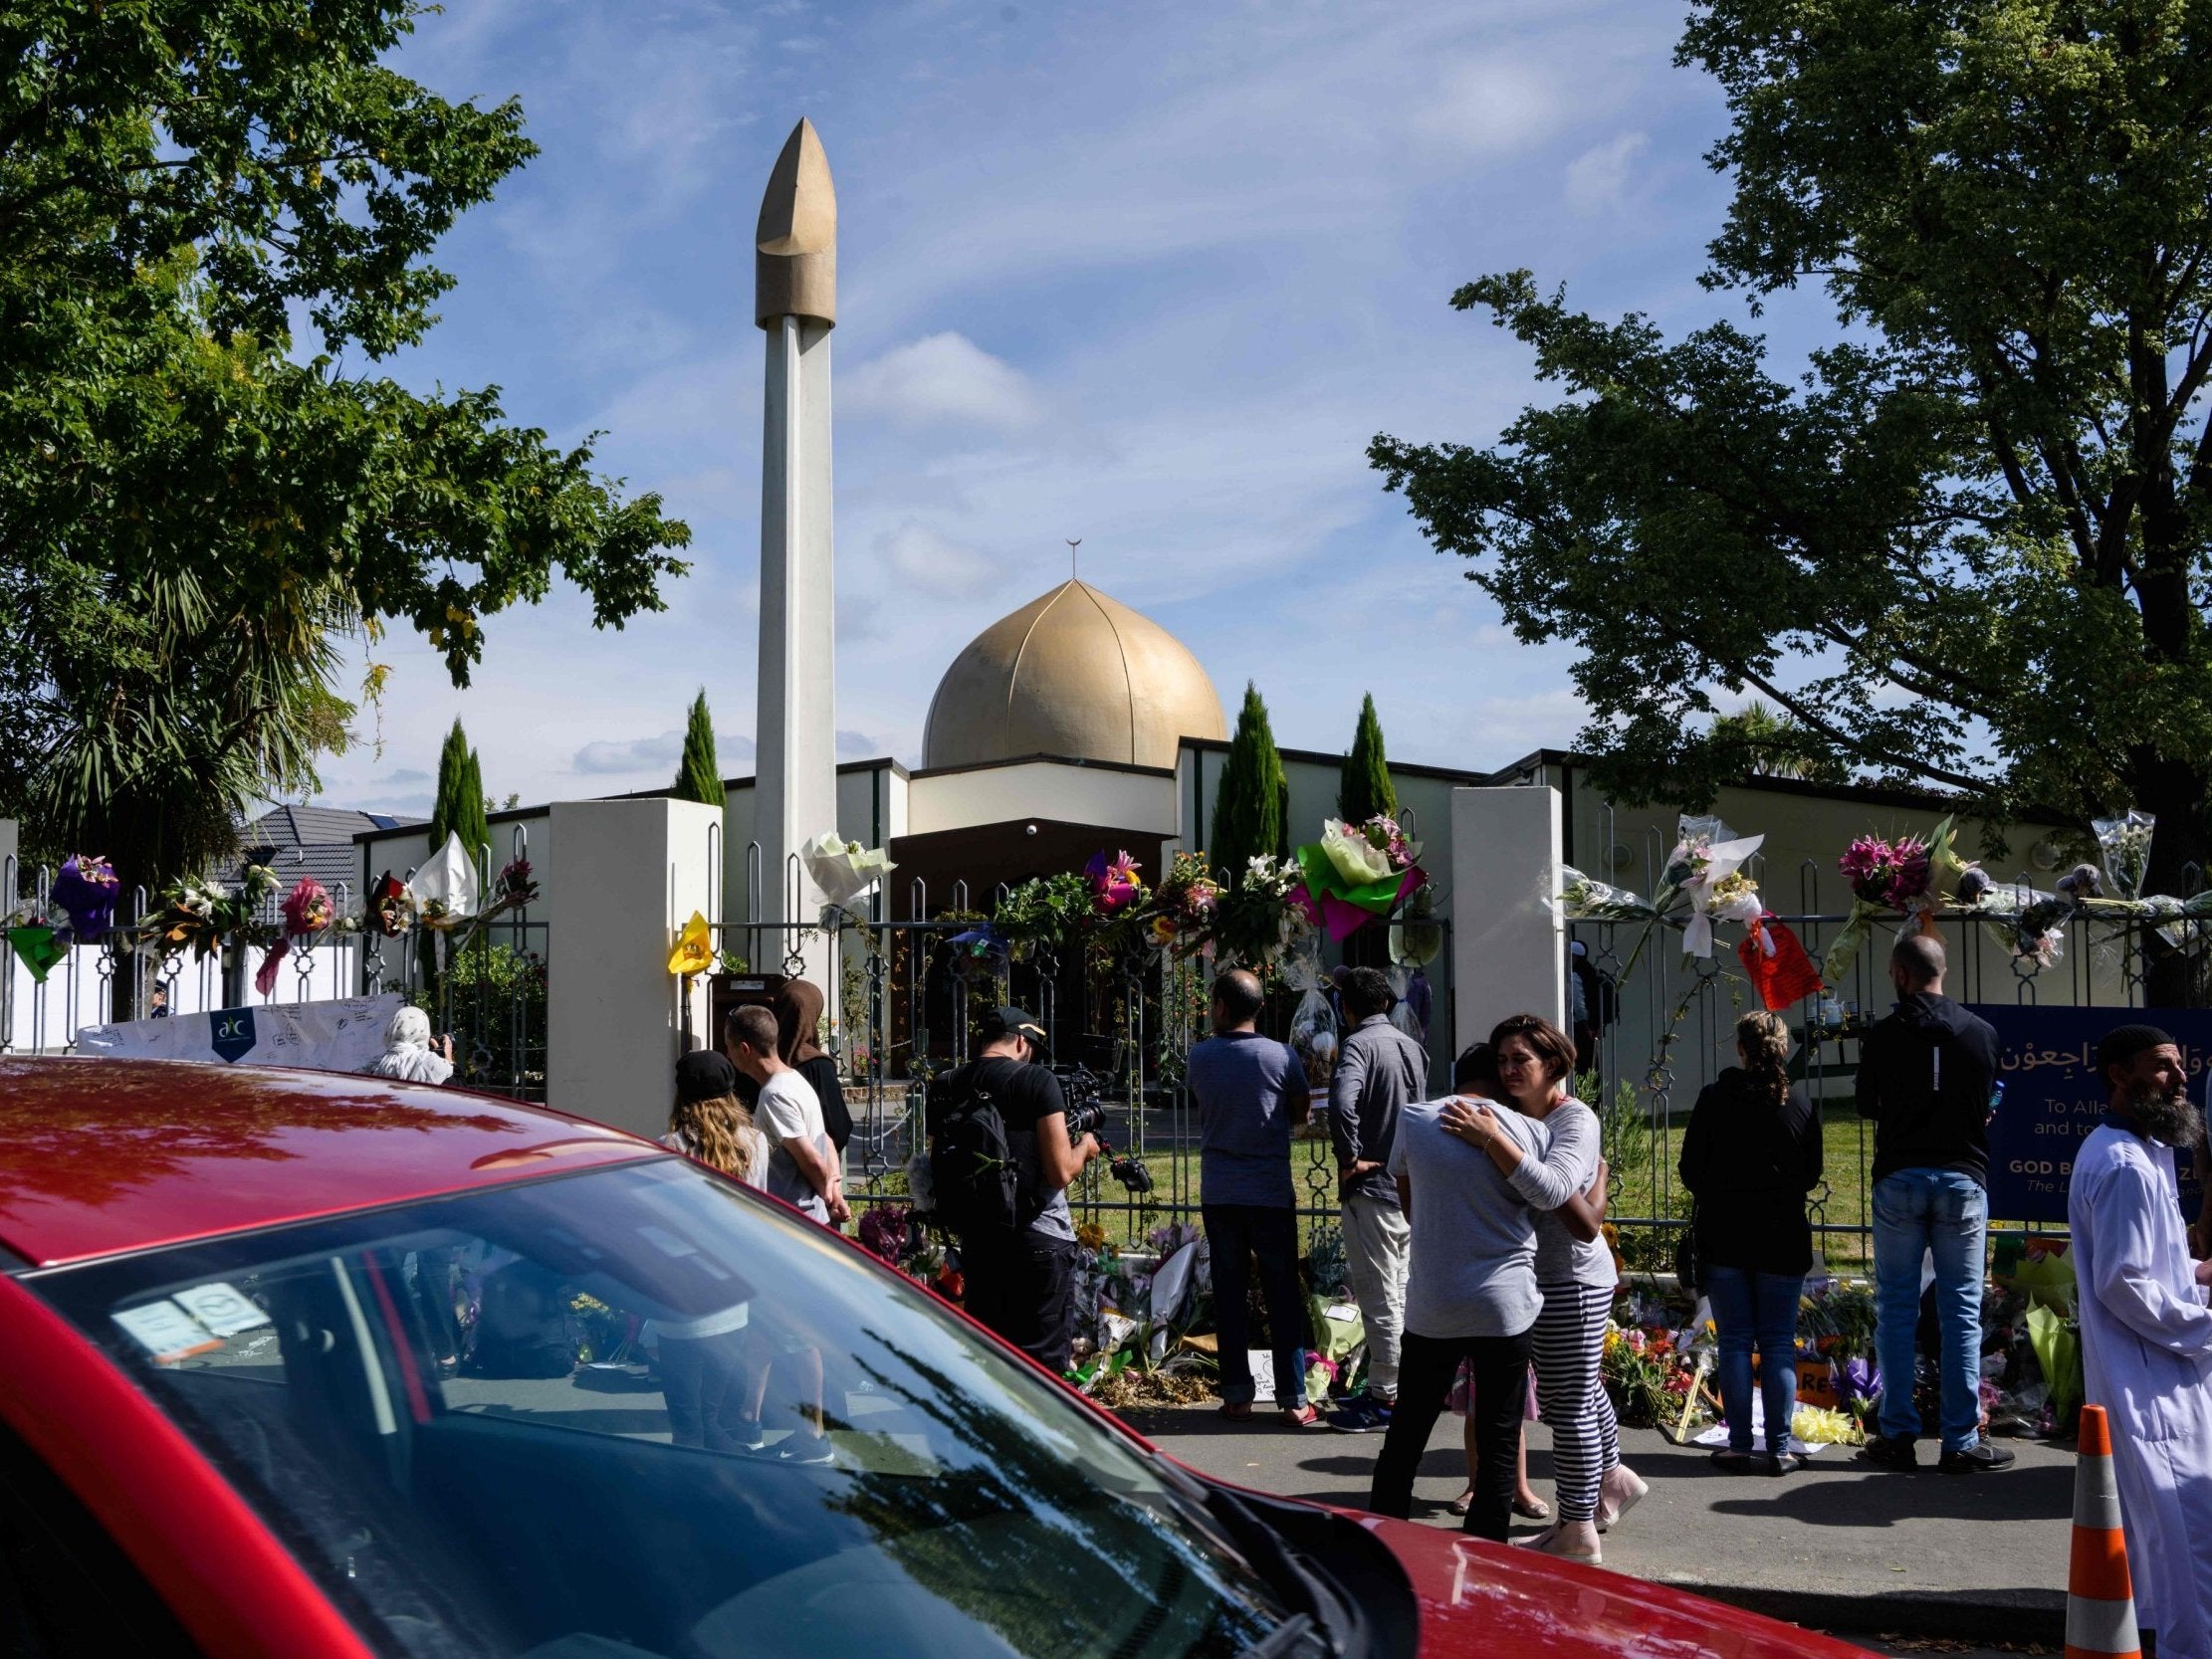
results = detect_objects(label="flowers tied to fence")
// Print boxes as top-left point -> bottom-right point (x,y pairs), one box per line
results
1558,814 -> 1764,972
1291,815 -> 1427,943
800,831 -> 897,926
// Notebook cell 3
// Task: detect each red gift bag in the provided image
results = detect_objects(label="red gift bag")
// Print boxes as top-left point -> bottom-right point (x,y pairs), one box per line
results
1737,914 -> 1822,1010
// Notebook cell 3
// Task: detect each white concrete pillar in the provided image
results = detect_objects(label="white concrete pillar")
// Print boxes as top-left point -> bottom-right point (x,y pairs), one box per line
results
546,796 -> 721,1139
1449,785 -> 1567,1050
755,317 -> 837,988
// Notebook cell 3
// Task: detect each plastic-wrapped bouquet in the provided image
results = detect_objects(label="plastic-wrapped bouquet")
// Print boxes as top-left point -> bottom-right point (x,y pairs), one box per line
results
51,854 -> 119,940
1084,848 -> 1145,913
1283,950 -> 1340,1095
1293,815 -> 1427,942
282,877 -> 334,938
1145,851 -> 1221,957
801,830 -> 896,917
2094,810 -> 2154,901
1824,827 -> 1934,982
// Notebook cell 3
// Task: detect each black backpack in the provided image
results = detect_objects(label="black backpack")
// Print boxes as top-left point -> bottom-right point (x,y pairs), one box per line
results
926,1063 -> 1025,1234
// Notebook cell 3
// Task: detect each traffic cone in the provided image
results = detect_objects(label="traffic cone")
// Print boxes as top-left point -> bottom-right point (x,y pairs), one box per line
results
2066,1404 -> 2141,1659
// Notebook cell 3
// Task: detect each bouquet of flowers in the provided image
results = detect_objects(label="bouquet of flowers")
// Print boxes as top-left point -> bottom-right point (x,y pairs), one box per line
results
281,877 -> 334,939
412,832 -> 480,934
144,867 -> 279,961
1144,851 -> 1221,957
1292,815 -> 1426,942
1283,949 -> 1339,1094
801,830 -> 897,919
51,854 -> 119,940
1560,816 -> 1762,968
1206,854 -> 1309,966
2094,810 -> 2154,902
667,911 -> 714,977
1824,825 -> 1937,982
493,858 -> 540,910
370,872 -> 416,937
1084,848 -> 1145,913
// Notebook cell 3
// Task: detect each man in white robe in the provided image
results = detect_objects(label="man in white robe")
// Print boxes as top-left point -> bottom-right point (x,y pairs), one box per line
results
2070,1023 -> 2212,1659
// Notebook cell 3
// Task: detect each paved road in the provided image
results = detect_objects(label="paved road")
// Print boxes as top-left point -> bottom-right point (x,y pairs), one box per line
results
1114,1402 -> 2075,1648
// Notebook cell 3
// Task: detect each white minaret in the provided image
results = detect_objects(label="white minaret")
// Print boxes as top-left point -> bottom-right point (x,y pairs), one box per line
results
753,119 -> 839,975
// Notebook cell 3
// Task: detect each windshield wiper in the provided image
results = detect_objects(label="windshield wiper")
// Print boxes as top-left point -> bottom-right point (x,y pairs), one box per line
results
1234,1612 -> 1332,1659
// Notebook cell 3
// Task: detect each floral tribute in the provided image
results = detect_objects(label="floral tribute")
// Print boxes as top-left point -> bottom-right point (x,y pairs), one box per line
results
5,853 -> 122,983
1559,815 -> 1764,971
1290,814 -> 1427,942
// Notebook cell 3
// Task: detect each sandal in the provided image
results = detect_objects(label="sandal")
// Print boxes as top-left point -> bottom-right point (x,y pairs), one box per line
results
1218,1401 -> 1254,1421
1512,1495 -> 1551,1520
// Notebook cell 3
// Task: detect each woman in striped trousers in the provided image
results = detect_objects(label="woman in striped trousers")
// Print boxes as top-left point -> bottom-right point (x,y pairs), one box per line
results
1451,1014 -> 1645,1563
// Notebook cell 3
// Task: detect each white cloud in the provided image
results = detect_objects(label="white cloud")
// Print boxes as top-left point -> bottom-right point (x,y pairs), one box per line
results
844,333 -> 1044,432
836,728 -> 880,757
572,728 -> 756,776
1564,131 -> 1650,214
874,522 -> 999,596
1413,59 -> 1564,156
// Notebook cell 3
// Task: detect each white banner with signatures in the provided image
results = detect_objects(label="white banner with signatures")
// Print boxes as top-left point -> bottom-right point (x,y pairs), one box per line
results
75,993 -> 403,1074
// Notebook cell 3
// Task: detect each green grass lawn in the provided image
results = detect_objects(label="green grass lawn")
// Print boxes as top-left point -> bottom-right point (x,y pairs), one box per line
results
851,1110 -> 2013,1273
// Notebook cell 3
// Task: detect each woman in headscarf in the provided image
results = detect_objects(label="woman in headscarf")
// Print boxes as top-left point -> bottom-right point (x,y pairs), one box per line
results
772,978 -> 853,1156
360,1005 -> 454,1084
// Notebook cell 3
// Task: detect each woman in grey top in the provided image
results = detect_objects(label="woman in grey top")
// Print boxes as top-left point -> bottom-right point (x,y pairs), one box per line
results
1447,1014 -> 1645,1564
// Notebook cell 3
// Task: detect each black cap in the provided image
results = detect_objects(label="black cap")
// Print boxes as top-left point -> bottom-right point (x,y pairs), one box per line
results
980,1005 -> 1049,1059
675,1048 -> 740,1104
2097,1022 -> 2177,1078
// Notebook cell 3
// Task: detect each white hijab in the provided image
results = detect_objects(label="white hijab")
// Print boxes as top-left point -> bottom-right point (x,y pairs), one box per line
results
360,1004 -> 453,1084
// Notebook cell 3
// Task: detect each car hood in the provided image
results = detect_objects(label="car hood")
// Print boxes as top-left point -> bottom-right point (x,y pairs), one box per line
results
1362,1514 -> 1872,1659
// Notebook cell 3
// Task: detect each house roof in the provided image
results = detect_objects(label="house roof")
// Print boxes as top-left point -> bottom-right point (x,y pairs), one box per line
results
236,805 -> 421,901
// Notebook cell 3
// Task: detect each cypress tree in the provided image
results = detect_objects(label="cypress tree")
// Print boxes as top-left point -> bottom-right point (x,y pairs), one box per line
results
673,690 -> 723,806
1211,682 -> 1290,885
1337,693 -> 1398,826
429,719 -> 490,858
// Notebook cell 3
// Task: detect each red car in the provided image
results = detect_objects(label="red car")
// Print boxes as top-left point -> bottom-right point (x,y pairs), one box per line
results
0,1057 -> 1866,1659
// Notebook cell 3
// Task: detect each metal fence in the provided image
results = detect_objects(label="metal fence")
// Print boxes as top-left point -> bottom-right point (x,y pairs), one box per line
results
3,826 -> 549,1103
1572,816 -> 2161,1271
712,841 -> 1452,1246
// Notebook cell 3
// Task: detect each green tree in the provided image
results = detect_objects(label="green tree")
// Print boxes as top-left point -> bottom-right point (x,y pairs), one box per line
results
673,690 -> 724,806
1707,701 -> 1851,785
1210,682 -> 1290,884
1337,694 -> 1398,827
0,1 -> 689,894
1371,0 -> 2212,1002
429,721 -> 490,862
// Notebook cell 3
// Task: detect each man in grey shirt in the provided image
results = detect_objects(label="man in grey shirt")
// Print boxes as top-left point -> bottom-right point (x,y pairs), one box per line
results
1189,969 -> 1317,1426
1367,1088 -> 1549,1541
1327,966 -> 1431,1431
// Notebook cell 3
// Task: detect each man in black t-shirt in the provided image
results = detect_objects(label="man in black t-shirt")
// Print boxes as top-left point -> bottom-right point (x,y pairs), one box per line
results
930,1006 -> 1098,1371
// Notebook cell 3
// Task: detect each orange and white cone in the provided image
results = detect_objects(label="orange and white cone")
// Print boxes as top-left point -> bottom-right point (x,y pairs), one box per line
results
2067,1403 -> 2141,1659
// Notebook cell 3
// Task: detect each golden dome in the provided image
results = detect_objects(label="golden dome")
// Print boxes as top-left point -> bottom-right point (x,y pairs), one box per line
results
922,579 -> 1228,770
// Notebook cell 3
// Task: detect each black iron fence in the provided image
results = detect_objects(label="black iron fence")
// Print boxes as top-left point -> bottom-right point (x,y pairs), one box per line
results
709,844 -> 1453,1247
1573,820 -> 2163,1272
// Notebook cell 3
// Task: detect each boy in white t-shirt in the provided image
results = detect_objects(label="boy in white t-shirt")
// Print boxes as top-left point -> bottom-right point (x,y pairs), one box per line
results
726,1004 -> 849,1229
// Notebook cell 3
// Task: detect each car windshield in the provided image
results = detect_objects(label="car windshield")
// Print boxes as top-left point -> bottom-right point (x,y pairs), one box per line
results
33,1158 -> 1297,1659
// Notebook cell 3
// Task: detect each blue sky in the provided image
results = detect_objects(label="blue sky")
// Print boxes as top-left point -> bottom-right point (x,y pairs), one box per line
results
319,0 -> 1803,818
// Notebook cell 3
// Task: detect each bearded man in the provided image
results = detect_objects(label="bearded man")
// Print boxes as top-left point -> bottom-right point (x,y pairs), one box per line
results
2069,1023 -> 2212,1659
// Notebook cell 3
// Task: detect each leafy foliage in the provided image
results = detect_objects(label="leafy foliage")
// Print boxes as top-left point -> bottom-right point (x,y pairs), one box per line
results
1336,694 -> 1397,829
1210,682 -> 1289,885
1370,0 -> 2212,935
674,690 -> 723,807
1,0 -> 691,891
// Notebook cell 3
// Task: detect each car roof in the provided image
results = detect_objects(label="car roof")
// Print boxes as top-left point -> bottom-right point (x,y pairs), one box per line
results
0,1057 -> 664,1268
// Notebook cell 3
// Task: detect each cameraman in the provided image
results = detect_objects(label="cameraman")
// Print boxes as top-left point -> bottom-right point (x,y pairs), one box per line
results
937,1006 -> 1099,1370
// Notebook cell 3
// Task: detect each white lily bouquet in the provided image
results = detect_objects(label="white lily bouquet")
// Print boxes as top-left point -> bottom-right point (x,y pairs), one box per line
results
801,830 -> 897,924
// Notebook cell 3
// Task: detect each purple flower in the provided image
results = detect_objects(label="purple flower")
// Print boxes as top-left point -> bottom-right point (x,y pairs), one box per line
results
52,854 -> 119,938
1843,1355 -> 1882,1403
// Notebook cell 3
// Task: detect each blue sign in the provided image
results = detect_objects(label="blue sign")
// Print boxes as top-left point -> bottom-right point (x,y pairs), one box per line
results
208,1007 -> 258,1064
1975,1002 -> 2210,1223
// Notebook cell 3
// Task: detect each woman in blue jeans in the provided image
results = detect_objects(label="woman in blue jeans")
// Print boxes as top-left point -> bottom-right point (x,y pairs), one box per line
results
1679,1010 -> 1824,1474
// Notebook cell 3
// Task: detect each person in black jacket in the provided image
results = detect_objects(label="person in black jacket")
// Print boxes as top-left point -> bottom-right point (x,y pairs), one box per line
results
773,978 -> 853,1156
1679,1010 -> 1823,1475
1853,933 -> 2013,1474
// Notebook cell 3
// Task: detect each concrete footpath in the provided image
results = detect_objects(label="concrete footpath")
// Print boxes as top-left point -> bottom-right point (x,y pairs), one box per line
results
1116,1403 -> 2074,1648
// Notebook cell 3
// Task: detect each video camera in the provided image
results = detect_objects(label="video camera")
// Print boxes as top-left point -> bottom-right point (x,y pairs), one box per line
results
1053,1068 -> 1154,1195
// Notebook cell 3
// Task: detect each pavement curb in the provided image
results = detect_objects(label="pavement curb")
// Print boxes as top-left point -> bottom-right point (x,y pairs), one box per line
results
1663,1580 -> 2069,1646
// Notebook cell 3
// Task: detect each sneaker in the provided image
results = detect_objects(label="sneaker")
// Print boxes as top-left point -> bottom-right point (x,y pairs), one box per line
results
1595,1465 -> 1646,1533
732,1415 -> 769,1453
781,1431 -> 836,1466
1856,1433 -> 1917,1471
1939,1441 -> 2015,1475
1326,1395 -> 1394,1433
1280,1404 -> 1322,1428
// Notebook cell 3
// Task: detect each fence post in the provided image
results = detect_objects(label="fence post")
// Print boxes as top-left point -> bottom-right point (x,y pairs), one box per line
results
1448,786 -> 1568,1042
546,796 -> 721,1138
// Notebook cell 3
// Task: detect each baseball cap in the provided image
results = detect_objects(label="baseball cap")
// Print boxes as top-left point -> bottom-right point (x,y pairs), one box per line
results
675,1048 -> 740,1104
980,1005 -> 1050,1059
